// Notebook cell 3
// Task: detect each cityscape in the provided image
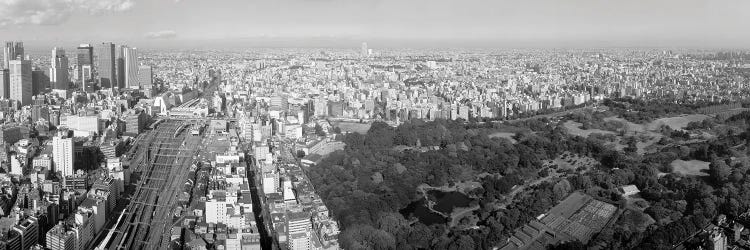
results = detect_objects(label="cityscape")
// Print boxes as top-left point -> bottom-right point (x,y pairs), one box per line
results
0,1 -> 749,250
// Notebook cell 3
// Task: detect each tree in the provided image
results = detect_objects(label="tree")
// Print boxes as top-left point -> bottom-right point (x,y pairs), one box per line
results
709,158 -> 731,184
315,124 -> 326,136
624,137 -> 638,154
296,150 -> 306,158
553,179 -> 572,200
339,224 -> 396,250
365,122 -> 395,148
375,212 -> 409,238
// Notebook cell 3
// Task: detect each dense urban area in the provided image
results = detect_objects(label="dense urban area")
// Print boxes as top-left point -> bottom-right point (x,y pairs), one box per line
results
0,41 -> 748,250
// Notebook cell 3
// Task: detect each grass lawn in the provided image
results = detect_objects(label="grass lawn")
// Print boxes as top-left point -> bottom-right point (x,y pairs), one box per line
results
330,121 -> 372,134
647,114 -> 710,130
488,132 -> 517,143
563,121 -> 615,137
671,159 -> 710,176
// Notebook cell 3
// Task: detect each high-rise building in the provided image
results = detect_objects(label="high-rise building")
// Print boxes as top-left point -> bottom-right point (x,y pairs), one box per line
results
124,109 -> 147,136
46,223 -> 76,250
50,48 -> 69,90
53,136 -> 74,176
286,212 -> 312,250
32,68 -> 49,95
9,60 -> 32,106
11,216 -> 38,250
76,44 -> 94,84
205,197 -> 227,224
270,95 -> 288,111
97,42 -> 116,88
361,42 -> 368,57
115,45 -> 126,89
3,41 -> 24,69
72,212 -> 94,250
0,69 -> 9,98
122,46 -> 138,89
138,65 -> 153,96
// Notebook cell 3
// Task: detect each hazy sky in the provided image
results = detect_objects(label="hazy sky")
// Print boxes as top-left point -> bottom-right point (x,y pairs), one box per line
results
0,0 -> 748,48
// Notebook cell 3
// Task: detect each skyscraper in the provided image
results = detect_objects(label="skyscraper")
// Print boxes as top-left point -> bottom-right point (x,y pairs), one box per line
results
116,45 -> 126,89
50,48 -> 69,90
3,41 -> 24,69
9,60 -> 32,106
138,65 -> 154,97
122,46 -> 139,89
137,65 -> 153,88
76,44 -> 94,84
0,69 -> 8,99
97,42 -> 116,88
32,68 -> 49,95
53,135 -> 74,176
361,42 -> 368,57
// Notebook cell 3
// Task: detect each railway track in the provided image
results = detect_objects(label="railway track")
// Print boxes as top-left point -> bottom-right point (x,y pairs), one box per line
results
104,120 -> 201,250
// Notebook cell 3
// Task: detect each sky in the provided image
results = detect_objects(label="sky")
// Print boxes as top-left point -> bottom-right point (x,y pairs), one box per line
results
0,0 -> 748,49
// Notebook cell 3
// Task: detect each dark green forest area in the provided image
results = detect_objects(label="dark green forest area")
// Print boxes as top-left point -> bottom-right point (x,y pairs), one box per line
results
308,99 -> 750,250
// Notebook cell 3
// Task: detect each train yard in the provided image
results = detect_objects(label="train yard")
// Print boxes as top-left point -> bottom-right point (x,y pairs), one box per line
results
103,119 -> 200,250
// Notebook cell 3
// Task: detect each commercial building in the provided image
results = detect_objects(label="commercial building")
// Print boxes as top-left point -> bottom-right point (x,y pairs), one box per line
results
76,44 -> 94,84
205,196 -> 227,224
0,69 -> 8,98
116,45 -> 126,89
53,136 -> 74,176
72,212 -> 94,250
61,115 -> 101,136
9,59 -> 32,106
122,46 -> 138,89
97,42 -> 116,88
32,68 -> 49,95
46,223 -> 76,250
287,212 -> 312,250
3,41 -> 23,69
11,216 -> 38,250
138,65 -> 154,97
124,109 -> 148,136
138,65 -> 153,89
50,48 -> 69,90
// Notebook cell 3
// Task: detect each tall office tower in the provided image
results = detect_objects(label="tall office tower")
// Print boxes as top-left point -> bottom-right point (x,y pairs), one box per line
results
138,65 -> 154,97
76,44 -> 94,84
361,42 -> 368,57
53,136 -> 74,176
122,46 -> 138,89
31,68 -> 49,95
9,60 -> 32,106
97,42 -> 116,88
0,69 -> 8,98
11,216 -> 38,250
137,65 -> 153,88
50,48 -> 69,90
3,41 -> 24,69
115,45 -> 126,89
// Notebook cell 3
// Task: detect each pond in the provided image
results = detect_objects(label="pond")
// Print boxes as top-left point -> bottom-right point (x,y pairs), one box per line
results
427,190 -> 472,214
400,190 -> 474,225
399,198 -> 447,225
